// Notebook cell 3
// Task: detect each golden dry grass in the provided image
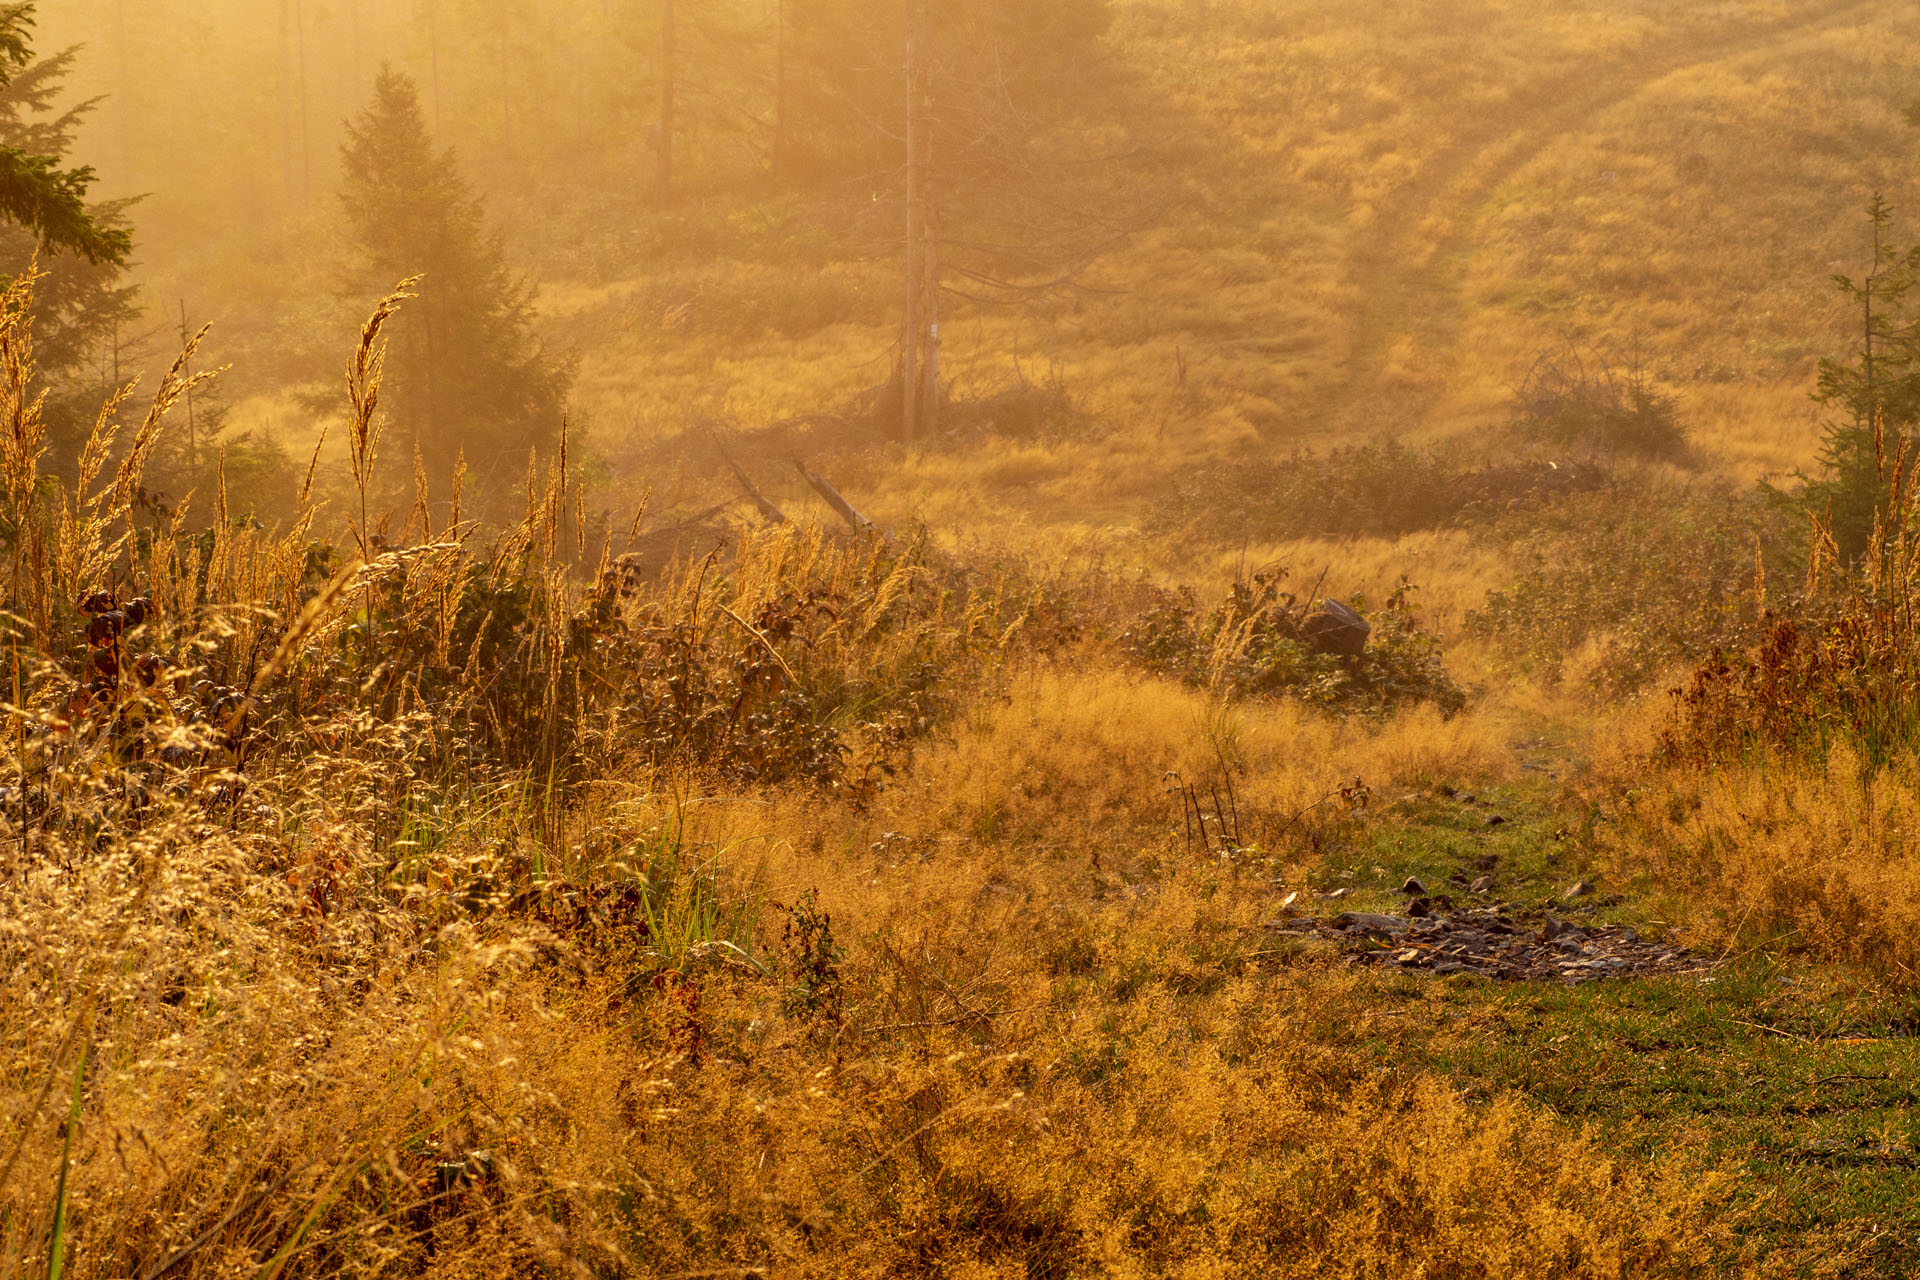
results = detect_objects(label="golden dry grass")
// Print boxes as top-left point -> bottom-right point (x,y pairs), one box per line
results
0,670 -> 1737,1278
11,1 -> 1920,1273
0,270 -> 1807,1277
1609,744 -> 1920,984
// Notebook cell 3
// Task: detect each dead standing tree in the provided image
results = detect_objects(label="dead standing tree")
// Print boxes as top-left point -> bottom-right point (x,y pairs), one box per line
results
659,0 -> 677,203
764,0 -> 1130,447
896,0 -> 1138,447
901,0 -> 938,446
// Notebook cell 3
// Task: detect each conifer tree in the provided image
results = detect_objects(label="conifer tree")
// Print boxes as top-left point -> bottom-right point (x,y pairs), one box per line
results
0,2 -> 138,470
1803,196 -> 1920,560
340,68 -> 569,517
0,6 -> 128,267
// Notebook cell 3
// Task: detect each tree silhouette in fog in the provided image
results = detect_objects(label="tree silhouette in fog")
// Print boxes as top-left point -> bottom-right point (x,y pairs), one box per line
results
340,67 -> 570,519
0,2 -> 139,472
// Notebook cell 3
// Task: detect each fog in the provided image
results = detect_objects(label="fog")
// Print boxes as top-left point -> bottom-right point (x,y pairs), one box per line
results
4,7 -> 1920,1268
26,0 -> 1127,528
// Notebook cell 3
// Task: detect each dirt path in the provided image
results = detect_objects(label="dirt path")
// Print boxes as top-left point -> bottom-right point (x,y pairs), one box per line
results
1326,0 -> 1878,433
1276,906 -> 1712,984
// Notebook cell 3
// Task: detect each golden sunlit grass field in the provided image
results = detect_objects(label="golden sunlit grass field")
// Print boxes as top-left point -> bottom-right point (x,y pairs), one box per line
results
8,0 -> 1920,1276
539,0 -> 1920,551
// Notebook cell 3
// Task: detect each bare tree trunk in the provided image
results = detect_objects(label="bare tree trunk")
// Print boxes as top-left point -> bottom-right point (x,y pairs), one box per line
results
425,0 -> 444,136
902,0 -> 923,447
658,0 -> 677,203
771,0 -> 787,176
115,0 -> 132,182
295,0 -> 312,209
920,116 -> 940,438
278,0 -> 295,206
497,15 -> 515,160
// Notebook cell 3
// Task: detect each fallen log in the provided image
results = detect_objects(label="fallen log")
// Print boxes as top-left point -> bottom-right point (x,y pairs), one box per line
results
793,456 -> 874,533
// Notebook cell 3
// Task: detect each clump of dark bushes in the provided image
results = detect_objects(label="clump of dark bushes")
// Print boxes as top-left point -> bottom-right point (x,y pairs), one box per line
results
1511,348 -> 1688,461
1466,485 -> 1778,695
1115,568 -> 1465,714
1658,454 -> 1920,769
1153,442 -> 1609,544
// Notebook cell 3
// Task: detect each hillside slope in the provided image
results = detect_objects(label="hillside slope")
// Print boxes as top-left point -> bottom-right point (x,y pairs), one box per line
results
545,0 -> 1919,566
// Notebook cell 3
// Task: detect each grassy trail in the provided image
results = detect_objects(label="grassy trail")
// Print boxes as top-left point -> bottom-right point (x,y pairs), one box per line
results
1329,0 -> 1878,436
1327,763 -> 1920,1275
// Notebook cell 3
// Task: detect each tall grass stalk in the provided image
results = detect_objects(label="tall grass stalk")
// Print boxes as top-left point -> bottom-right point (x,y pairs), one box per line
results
43,1042 -> 84,1280
345,277 -> 419,561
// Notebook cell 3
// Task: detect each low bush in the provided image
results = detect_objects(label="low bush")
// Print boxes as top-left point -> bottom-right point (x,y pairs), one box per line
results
1466,484 -> 1779,694
1154,441 -> 1609,543
1511,347 -> 1689,461
1116,567 -> 1466,714
1608,450 -> 1920,984
1657,447 -> 1920,770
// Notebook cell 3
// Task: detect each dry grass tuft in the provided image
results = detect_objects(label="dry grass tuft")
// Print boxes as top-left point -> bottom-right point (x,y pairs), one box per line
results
1606,429 -> 1920,983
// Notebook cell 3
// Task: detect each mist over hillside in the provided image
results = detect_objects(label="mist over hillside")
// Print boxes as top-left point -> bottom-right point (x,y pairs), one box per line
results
22,0 -> 1918,544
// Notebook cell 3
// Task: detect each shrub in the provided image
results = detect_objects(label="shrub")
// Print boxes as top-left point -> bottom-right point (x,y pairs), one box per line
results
1511,347 -> 1689,461
1658,439 -> 1920,770
1154,441 -> 1609,543
1116,568 -> 1465,714
1467,484 -> 1779,694
1609,441 -> 1920,984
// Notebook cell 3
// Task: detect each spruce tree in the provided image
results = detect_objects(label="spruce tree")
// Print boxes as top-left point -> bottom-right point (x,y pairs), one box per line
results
1803,196 -> 1920,561
339,68 -> 569,518
0,5 -> 128,266
0,3 -> 139,471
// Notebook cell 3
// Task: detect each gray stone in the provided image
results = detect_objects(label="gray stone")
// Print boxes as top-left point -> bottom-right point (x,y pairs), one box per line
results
1333,912 -> 1409,938
1301,599 -> 1370,656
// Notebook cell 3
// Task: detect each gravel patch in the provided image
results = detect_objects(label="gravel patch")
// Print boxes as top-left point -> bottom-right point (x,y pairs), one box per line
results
1270,906 -> 1711,984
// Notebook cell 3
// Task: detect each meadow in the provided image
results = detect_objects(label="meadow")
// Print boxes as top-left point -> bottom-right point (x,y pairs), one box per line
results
535,0 -> 1920,559
4,0 -> 1920,1275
